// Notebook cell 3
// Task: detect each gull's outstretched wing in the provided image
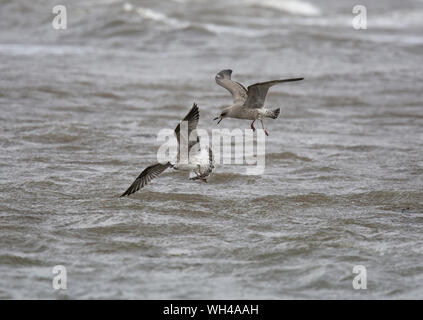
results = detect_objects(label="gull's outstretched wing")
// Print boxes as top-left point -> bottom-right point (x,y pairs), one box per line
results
120,162 -> 171,197
174,103 -> 200,151
215,69 -> 248,105
244,77 -> 304,109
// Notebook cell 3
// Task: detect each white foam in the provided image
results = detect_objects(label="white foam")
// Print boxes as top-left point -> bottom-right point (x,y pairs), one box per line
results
251,0 -> 321,16
202,23 -> 271,37
369,10 -> 423,29
135,7 -> 189,29
136,7 -> 167,21
0,44 -> 90,56
123,2 -> 133,12
167,248 -> 191,256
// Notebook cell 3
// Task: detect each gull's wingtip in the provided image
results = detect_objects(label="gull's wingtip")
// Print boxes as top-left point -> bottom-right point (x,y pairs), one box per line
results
216,69 -> 233,80
119,190 -> 130,197
287,77 -> 304,82
190,102 -> 200,118
276,77 -> 304,84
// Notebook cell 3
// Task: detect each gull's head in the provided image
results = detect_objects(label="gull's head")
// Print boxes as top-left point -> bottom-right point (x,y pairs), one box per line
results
213,111 -> 228,125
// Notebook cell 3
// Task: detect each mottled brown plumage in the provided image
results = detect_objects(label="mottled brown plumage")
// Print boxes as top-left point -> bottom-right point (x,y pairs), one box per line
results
214,69 -> 303,135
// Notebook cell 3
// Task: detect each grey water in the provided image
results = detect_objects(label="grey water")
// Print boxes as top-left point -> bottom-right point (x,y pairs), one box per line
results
0,0 -> 422,299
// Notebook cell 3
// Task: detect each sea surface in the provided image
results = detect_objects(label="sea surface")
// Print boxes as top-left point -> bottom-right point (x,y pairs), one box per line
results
0,0 -> 422,299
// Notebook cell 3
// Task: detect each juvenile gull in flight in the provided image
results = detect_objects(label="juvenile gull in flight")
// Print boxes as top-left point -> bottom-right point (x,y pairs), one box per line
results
120,103 -> 214,197
213,69 -> 304,136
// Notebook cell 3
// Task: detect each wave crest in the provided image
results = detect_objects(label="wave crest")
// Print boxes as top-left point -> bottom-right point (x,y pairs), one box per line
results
250,0 -> 321,16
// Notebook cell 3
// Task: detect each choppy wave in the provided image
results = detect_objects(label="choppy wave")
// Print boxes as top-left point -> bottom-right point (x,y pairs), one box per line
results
251,190 -> 422,210
122,3 -> 189,29
0,44 -> 91,56
249,0 -> 321,16
122,3 -> 272,37
370,9 -> 423,29
267,152 -> 312,162
201,23 -> 270,37
1,0 -> 423,300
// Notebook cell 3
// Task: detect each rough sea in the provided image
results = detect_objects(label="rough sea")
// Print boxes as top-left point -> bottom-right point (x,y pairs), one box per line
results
0,0 -> 422,299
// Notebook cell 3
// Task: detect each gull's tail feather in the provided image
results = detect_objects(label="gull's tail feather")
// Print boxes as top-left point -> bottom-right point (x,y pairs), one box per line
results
266,108 -> 280,119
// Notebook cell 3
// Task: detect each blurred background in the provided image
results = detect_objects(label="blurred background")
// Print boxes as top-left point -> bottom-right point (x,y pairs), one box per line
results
0,0 -> 422,299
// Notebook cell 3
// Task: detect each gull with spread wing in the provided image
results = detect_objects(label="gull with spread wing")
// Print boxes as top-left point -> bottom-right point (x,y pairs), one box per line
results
120,103 -> 214,197
213,69 -> 304,136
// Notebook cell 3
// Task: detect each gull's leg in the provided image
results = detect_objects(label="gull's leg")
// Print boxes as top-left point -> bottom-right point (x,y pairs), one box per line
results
260,120 -> 269,136
190,165 -> 203,181
250,120 -> 256,131
198,165 -> 207,183
193,164 -> 207,183
189,166 -> 201,181
191,174 -> 207,183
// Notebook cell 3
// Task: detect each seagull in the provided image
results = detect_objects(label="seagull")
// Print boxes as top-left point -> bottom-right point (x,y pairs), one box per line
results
213,69 -> 304,136
120,103 -> 214,197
